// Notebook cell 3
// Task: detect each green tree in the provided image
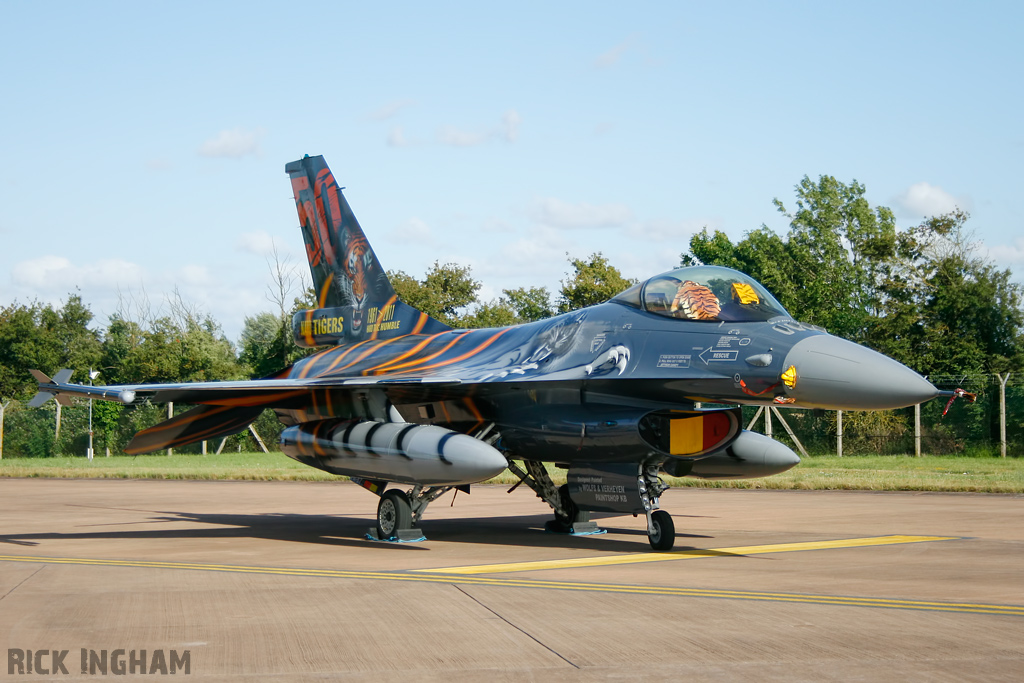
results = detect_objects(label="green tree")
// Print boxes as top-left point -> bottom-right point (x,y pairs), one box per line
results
101,295 -> 244,385
460,286 -> 554,328
558,253 -> 636,313
91,400 -> 124,453
503,286 -> 555,322
239,311 -> 294,377
388,262 -> 481,326
0,295 -> 102,400
914,211 -> 1024,375
684,180 -> 1024,379
458,300 -> 518,329
686,175 -> 900,342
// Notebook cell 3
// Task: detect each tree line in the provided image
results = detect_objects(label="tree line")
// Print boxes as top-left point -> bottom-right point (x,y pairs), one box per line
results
1,174 -> 1020,457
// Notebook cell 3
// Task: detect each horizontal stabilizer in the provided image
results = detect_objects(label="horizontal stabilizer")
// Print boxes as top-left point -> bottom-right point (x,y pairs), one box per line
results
28,389 -> 71,408
125,404 -> 264,455
28,369 -> 74,407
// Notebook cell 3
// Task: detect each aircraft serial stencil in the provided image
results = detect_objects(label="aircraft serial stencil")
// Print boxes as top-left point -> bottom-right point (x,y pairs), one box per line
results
31,155 -> 956,550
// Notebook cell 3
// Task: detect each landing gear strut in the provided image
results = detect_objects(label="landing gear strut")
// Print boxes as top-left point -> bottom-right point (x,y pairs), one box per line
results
508,460 -> 676,550
639,464 -> 674,551
507,460 -> 600,535
554,484 -> 590,531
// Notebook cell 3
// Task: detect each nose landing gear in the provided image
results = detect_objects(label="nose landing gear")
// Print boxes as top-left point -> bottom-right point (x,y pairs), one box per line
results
647,509 -> 675,551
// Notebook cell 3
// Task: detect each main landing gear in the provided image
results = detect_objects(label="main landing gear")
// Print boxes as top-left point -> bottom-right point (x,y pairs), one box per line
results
506,460 -> 598,535
508,460 -> 676,550
376,490 -> 413,539
369,485 -> 455,542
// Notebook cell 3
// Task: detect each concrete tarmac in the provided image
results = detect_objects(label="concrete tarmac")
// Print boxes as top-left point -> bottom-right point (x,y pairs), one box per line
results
0,478 -> 1022,681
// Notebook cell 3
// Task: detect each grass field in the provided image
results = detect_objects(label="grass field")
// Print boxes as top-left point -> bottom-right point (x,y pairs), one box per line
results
1,452 -> 1022,493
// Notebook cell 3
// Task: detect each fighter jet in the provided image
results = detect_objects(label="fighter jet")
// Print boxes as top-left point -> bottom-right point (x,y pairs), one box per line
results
30,155 -> 946,550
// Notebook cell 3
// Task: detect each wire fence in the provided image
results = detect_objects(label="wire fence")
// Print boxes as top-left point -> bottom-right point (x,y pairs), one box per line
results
1,374 -> 1020,459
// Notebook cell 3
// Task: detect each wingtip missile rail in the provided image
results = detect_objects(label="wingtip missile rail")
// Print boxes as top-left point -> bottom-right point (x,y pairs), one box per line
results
28,369 -> 137,408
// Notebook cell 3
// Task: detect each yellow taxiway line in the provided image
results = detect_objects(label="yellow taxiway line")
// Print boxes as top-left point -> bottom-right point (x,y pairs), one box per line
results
416,535 -> 957,575
2,545 -> 1022,617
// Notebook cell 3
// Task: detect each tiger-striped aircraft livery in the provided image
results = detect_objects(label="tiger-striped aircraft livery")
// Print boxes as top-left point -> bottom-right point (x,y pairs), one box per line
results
31,155 -> 947,549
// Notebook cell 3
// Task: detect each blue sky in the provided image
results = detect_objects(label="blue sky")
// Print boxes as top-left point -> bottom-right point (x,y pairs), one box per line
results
1,1 -> 1021,342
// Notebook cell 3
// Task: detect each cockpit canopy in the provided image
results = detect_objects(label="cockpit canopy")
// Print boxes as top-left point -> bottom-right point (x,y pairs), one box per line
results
612,266 -> 791,323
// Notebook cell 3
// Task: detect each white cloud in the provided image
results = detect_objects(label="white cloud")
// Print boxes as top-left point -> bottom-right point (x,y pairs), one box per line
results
501,109 -> 522,142
389,217 -> 434,244
612,250 -> 682,282
370,99 -> 415,121
482,217 -> 515,233
531,197 -> 633,229
177,264 -> 213,286
436,110 -> 523,147
3,252 -> 310,343
437,125 -> 489,147
12,255 -> 146,290
894,182 -> 967,218
461,227 -> 573,283
982,238 -> 1024,266
198,127 -> 266,159
626,218 -> 722,243
235,231 -> 279,256
387,125 -> 417,147
502,236 -> 564,266
594,36 -> 637,69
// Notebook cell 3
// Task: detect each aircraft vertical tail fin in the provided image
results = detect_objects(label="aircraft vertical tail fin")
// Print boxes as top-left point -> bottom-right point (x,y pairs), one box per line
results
285,155 -> 449,346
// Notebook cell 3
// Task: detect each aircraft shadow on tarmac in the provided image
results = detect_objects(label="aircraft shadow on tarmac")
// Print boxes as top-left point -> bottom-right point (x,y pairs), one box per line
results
0,509 -> 718,555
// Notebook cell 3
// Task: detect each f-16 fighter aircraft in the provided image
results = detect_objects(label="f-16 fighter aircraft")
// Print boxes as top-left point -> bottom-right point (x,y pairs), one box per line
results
31,155 -> 946,550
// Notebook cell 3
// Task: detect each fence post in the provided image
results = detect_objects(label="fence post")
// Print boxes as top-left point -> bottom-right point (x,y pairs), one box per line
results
746,406 -> 765,430
0,400 -> 9,459
836,410 -> 843,457
998,373 -> 1009,458
764,407 -> 773,439
249,425 -> 270,454
55,402 -> 62,443
166,402 -> 173,456
769,407 -> 809,458
914,402 -> 921,457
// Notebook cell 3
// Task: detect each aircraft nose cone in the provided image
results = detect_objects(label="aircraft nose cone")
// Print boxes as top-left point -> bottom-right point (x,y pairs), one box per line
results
782,335 -> 938,410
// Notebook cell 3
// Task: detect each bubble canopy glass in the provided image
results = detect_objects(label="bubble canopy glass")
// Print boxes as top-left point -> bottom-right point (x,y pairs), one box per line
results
612,266 -> 791,323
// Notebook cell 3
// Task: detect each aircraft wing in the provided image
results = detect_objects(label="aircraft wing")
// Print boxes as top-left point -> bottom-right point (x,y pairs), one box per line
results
29,370 -> 464,409
30,370 -> 471,455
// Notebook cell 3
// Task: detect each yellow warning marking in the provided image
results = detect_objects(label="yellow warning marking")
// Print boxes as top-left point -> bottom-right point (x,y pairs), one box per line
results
417,535 -> 956,575
0,549 -> 1021,617
669,416 -> 702,455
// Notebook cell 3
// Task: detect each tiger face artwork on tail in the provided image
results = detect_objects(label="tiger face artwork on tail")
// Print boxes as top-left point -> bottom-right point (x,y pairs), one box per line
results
343,236 -> 373,336
286,155 -> 404,343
